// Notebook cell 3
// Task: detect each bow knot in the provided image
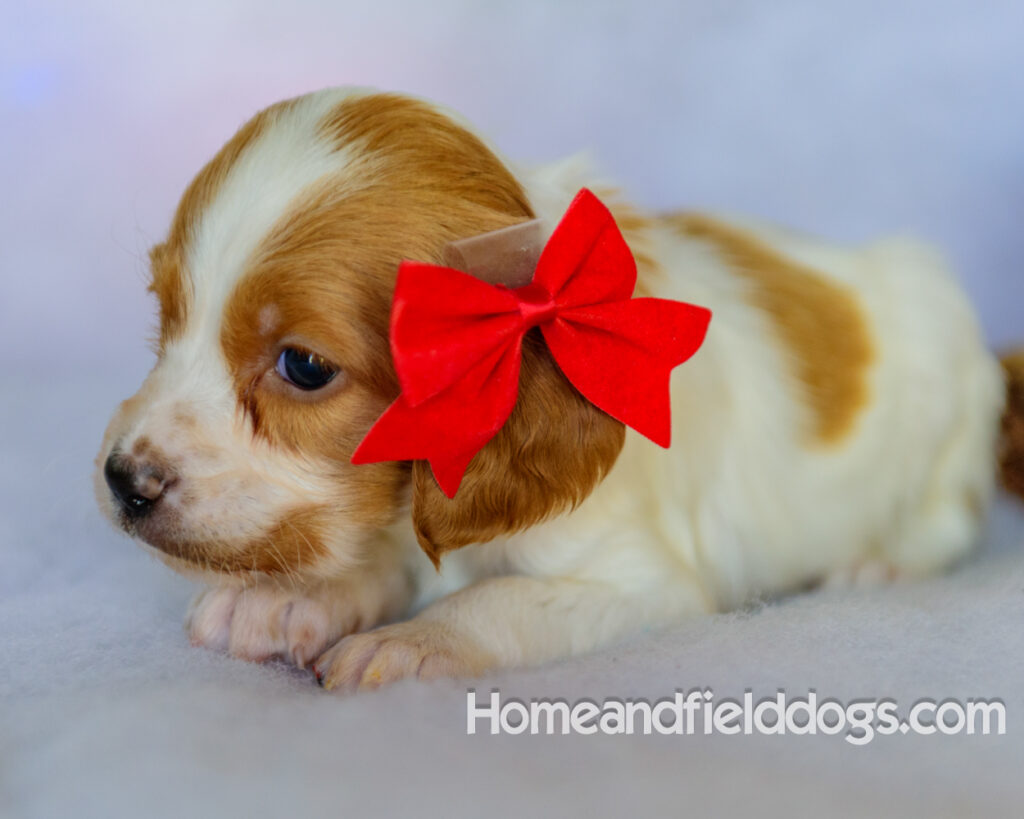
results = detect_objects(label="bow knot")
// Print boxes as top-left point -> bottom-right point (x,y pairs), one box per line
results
352,189 -> 712,498
514,282 -> 558,327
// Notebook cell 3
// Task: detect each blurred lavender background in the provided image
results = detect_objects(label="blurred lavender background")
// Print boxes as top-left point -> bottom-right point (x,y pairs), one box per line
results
2,0 -> 1022,377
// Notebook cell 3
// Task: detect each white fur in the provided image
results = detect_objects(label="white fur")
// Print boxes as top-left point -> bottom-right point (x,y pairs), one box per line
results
98,88 -> 1006,690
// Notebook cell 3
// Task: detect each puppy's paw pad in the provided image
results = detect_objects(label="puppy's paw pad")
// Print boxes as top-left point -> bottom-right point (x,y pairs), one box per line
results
314,621 -> 493,693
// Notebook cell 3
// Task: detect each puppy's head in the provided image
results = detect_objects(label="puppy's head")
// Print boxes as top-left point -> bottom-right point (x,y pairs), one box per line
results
95,89 -> 624,581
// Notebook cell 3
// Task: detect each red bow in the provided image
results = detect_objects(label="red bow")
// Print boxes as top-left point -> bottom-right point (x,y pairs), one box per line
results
351,189 -> 712,497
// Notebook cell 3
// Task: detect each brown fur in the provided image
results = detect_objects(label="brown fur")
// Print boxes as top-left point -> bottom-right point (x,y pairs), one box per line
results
1000,351 -> 1024,500
147,242 -> 189,348
669,213 -> 874,444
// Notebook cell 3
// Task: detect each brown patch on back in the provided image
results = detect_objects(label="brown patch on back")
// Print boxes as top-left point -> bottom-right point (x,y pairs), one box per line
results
670,213 -> 874,444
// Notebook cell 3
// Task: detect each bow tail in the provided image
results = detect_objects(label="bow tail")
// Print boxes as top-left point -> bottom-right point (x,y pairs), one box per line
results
350,396 -> 479,497
543,298 -> 712,446
352,338 -> 525,497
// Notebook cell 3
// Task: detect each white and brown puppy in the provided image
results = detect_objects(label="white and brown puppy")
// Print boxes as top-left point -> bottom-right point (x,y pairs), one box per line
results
96,87 -> 1022,691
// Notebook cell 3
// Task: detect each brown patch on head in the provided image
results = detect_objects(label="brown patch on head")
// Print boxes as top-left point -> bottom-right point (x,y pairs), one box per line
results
221,93 -> 537,446
410,331 -> 625,564
670,213 -> 874,445
221,241 -> 409,541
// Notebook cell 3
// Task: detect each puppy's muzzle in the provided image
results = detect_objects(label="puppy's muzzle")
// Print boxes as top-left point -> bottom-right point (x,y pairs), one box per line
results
103,452 -> 174,519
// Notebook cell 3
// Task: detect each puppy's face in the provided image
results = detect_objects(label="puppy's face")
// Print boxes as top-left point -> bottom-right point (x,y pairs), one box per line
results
96,89 -> 624,582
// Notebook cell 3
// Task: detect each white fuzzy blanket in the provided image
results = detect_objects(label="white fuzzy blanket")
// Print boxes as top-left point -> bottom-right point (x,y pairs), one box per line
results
2,375 -> 1022,817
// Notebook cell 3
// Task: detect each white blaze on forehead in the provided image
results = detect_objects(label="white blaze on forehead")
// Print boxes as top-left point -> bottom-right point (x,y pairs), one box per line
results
181,86 -> 368,351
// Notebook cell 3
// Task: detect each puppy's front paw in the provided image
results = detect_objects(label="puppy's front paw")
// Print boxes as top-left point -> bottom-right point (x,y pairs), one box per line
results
186,585 -> 361,668
313,621 -> 495,692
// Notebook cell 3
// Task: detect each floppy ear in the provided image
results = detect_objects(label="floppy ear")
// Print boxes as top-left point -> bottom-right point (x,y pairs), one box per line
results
410,329 -> 626,565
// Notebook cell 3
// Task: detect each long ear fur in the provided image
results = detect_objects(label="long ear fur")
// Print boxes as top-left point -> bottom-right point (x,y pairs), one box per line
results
411,330 -> 626,565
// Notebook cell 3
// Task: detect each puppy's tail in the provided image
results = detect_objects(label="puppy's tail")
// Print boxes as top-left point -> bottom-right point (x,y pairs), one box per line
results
1000,350 -> 1024,501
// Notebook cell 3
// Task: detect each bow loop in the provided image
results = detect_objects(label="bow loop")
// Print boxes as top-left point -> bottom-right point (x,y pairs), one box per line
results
390,262 -> 523,406
352,188 -> 712,497
534,189 -> 637,308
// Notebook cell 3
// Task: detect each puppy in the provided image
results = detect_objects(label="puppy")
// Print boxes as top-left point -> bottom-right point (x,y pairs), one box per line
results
96,87 -> 1021,691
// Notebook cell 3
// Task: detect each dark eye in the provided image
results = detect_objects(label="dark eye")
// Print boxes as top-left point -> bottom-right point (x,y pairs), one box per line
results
275,348 -> 339,391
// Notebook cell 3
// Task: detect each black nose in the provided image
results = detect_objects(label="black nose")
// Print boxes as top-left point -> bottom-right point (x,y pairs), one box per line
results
104,454 -> 169,518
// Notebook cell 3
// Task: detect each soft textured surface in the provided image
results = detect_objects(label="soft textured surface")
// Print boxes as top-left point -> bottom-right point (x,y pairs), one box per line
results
4,1 -> 1023,816
3,373 -> 1024,817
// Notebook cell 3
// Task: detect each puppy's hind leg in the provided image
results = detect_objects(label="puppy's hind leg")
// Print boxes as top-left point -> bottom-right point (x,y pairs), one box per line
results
883,369 -> 1002,579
